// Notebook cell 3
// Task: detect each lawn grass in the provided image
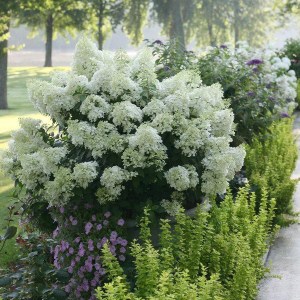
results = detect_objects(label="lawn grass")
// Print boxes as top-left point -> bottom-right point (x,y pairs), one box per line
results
0,67 -> 68,267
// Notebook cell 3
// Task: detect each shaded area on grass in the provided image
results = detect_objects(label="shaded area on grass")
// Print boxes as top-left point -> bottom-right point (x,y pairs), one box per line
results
0,67 -> 68,267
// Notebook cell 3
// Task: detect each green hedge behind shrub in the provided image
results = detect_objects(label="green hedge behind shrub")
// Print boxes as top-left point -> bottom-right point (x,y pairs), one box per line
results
245,118 -> 297,223
96,186 -> 276,300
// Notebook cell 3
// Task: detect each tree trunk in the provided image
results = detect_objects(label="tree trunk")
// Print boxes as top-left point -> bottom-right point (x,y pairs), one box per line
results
97,1 -> 105,50
207,18 -> 215,46
233,1 -> 240,47
0,20 -> 9,110
170,0 -> 185,49
44,14 -> 53,67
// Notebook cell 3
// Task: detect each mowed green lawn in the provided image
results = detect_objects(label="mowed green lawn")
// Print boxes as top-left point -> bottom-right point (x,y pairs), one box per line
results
0,67 -> 68,267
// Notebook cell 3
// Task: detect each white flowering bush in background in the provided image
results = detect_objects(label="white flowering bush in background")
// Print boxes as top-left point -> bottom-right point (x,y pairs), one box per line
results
194,42 -> 298,144
1,38 -> 245,216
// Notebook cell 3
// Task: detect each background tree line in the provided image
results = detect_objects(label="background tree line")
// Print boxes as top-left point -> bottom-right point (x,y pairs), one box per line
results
0,0 -> 299,109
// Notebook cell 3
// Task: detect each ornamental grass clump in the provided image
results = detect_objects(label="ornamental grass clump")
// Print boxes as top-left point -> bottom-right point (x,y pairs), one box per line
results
96,186 -> 276,300
1,37 -> 245,218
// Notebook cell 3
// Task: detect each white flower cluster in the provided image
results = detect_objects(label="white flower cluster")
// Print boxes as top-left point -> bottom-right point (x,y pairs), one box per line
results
165,165 -> 199,191
98,166 -> 137,203
1,38 -> 245,208
205,42 -> 297,113
241,43 -> 297,111
73,161 -> 98,188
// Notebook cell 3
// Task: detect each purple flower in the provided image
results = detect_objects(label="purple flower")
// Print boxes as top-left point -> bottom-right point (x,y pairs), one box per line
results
78,245 -> 85,257
99,268 -> 106,275
69,247 -> 74,254
120,246 -> 126,253
91,279 -> 97,287
247,91 -> 256,97
97,242 -> 102,249
220,44 -> 227,49
88,240 -> 94,251
74,237 -> 81,243
85,261 -> 93,272
53,227 -> 60,238
64,284 -> 71,293
96,224 -> 102,231
61,240 -> 69,252
71,260 -> 76,267
117,219 -> 125,226
110,245 -> 116,255
119,255 -> 126,262
104,211 -> 111,218
54,260 -> 61,269
67,266 -> 73,273
75,290 -> 81,298
85,222 -> 93,234
120,239 -> 128,247
280,112 -> 290,118
72,219 -> 78,226
111,231 -> 118,239
59,207 -> 64,214
75,255 -> 81,262
103,220 -> 109,226
101,237 -> 108,245
111,239 -> 118,246
94,263 -> 101,270
246,58 -> 263,66
154,39 -> 163,45
82,279 -> 89,291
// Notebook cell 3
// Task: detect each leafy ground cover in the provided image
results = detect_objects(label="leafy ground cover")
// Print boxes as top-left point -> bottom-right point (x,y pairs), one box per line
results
0,67 -> 67,267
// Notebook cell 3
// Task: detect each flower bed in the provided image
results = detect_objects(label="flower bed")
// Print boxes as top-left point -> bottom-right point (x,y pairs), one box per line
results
0,38 -> 298,299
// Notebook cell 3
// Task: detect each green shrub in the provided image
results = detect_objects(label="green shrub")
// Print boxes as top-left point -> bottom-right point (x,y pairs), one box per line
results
245,118 -> 297,222
283,38 -> 300,78
0,232 -> 69,300
96,187 -> 275,300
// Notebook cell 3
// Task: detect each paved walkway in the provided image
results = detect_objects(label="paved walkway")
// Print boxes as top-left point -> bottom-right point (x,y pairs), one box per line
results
257,114 -> 300,300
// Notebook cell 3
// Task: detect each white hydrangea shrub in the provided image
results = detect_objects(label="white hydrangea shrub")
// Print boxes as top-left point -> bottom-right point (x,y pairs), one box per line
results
1,38 -> 245,212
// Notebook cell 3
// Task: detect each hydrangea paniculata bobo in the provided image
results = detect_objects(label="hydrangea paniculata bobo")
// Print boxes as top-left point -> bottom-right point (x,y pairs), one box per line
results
2,38 -> 245,210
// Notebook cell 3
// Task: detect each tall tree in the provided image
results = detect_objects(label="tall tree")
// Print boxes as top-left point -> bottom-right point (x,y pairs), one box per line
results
0,1 -> 28,109
151,0 -> 197,48
190,0 -> 229,46
84,0 -> 124,50
0,15 -> 10,109
18,0 -> 86,67
123,0 -> 150,46
227,0 -> 276,46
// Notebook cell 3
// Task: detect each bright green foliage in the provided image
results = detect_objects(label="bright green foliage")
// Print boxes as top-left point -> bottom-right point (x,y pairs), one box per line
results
245,118 -> 297,222
96,186 -> 275,300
